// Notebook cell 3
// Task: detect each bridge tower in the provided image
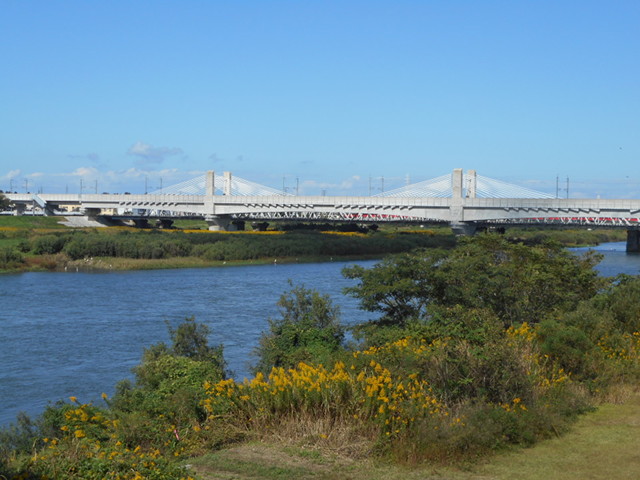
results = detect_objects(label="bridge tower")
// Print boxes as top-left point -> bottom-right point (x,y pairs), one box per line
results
450,169 -> 477,235
204,170 -> 238,231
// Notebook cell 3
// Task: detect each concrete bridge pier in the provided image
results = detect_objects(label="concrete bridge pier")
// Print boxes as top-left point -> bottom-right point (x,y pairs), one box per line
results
82,207 -> 102,218
627,230 -> 640,253
13,204 -> 26,216
206,215 -> 237,231
81,207 -> 102,224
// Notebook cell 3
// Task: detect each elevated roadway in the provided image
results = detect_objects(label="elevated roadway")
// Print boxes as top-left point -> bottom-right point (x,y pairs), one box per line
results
5,169 -> 640,250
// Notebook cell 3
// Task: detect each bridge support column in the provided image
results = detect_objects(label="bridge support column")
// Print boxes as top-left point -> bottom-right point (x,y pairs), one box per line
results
206,215 -> 237,231
82,208 -> 101,218
627,230 -> 640,253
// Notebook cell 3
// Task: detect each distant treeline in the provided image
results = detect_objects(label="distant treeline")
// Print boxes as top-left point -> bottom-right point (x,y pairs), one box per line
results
0,222 -> 627,272
0,229 -> 454,269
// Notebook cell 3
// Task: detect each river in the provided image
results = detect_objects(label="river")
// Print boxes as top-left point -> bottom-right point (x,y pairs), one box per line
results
1,242 -> 639,427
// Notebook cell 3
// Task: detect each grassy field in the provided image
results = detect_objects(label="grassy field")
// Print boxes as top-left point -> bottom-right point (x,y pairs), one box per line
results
0,215 -> 68,229
188,389 -> 640,480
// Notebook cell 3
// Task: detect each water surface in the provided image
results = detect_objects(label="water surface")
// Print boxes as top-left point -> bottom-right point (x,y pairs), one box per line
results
2,243 -> 639,426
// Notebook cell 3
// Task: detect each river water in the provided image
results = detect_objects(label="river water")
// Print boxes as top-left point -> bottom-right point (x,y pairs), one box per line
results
1,242 -> 639,427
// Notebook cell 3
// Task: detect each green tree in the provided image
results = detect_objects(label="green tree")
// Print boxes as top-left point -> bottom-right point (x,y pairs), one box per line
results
343,250 -> 445,327
431,235 -> 603,326
344,234 -> 603,332
0,192 -> 10,210
254,282 -> 345,374
168,316 -> 225,366
111,317 -> 226,425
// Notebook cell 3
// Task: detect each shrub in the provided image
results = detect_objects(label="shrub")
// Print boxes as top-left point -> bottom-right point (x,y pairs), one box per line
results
0,247 -> 24,268
254,283 -> 346,374
31,234 -> 69,255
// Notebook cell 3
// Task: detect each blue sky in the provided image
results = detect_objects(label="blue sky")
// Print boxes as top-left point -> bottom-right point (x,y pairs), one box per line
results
1,1 -> 638,198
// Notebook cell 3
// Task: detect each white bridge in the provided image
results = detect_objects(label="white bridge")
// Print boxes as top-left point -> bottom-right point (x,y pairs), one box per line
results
5,169 -> 640,250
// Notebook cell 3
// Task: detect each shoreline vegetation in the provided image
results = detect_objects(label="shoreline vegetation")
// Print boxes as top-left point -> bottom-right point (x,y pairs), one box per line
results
1,220 -> 639,479
0,216 -> 628,274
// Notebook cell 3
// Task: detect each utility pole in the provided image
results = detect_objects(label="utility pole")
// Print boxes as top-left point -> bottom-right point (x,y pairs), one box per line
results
556,175 -> 559,199
295,177 -> 299,196
566,177 -> 569,199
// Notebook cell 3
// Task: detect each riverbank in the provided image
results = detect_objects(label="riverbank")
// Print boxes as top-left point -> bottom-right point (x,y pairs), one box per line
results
0,216 -> 628,274
188,387 -> 640,480
0,220 -> 456,273
61,253 -> 390,272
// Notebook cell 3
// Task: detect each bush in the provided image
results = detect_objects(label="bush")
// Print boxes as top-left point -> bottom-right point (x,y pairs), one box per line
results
254,283 -> 346,374
344,234 -> 604,333
0,247 -> 24,268
31,234 -> 69,255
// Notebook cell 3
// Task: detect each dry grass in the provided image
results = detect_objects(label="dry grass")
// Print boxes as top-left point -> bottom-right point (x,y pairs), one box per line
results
253,412 -> 377,460
189,388 -> 640,480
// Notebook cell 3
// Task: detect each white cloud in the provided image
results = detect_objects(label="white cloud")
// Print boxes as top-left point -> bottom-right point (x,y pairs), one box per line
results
70,167 -> 100,177
1,169 -> 21,180
127,141 -> 183,165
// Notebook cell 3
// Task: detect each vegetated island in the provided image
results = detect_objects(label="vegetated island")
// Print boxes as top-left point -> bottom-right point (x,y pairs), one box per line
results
2,233 -> 639,480
0,214 -> 627,273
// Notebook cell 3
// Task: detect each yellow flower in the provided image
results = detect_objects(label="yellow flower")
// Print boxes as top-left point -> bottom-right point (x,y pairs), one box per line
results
69,396 -> 78,403
74,429 -> 86,438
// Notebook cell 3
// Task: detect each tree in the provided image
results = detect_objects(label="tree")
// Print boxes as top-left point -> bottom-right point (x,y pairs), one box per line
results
169,316 -> 224,365
343,234 -> 604,331
111,317 -> 226,423
343,250 -> 446,327
0,193 -> 11,211
254,282 -> 345,374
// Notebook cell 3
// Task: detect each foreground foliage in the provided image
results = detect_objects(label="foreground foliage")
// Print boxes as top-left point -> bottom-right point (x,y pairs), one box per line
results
2,234 -> 640,478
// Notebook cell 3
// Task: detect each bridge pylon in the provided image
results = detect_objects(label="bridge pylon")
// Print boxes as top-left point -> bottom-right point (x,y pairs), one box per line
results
627,230 -> 640,253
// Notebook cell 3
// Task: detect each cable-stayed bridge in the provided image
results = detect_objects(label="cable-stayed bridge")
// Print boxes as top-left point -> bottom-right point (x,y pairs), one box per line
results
5,169 -> 640,250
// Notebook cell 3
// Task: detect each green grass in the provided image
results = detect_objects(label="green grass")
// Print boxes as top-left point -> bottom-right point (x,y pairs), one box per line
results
470,391 -> 640,480
0,215 -> 68,229
188,391 -> 640,480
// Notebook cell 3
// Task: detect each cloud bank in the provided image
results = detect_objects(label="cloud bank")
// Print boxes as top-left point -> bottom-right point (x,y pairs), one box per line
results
127,141 -> 184,165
